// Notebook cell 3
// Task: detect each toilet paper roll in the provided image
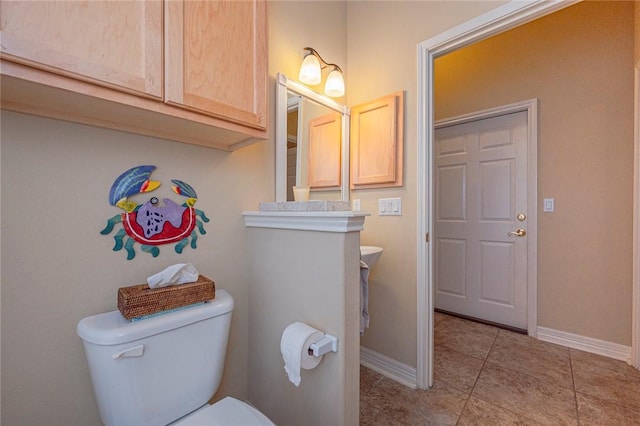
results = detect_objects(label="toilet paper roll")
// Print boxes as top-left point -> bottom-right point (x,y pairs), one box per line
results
280,322 -> 324,387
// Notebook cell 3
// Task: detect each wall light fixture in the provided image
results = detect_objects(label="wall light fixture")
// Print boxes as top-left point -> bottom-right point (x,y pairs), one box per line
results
298,47 -> 345,98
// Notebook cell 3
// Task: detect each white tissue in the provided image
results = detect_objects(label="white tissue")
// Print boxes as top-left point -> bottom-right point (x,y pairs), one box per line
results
280,322 -> 324,387
147,263 -> 199,289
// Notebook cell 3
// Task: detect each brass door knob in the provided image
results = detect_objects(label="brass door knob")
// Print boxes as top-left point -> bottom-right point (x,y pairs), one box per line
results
508,229 -> 527,237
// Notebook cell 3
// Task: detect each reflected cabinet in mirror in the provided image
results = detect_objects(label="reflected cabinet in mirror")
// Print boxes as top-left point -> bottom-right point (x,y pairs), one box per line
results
276,73 -> 350,202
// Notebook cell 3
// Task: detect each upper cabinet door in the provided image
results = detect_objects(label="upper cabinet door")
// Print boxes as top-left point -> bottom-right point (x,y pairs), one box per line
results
165,0 -> 267,130
350,91 -> 404,189
0,1 -> 163,98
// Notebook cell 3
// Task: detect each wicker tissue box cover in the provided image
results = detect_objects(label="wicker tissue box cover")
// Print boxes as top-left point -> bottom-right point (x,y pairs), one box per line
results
117,275 -> 215,320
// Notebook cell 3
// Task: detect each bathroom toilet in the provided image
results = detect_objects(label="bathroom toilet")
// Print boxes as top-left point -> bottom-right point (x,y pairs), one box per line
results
77,290 -> 274,426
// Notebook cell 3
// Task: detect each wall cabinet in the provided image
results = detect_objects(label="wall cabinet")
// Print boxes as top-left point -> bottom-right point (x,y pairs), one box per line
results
0,1 -> 163,99
165,0 -> 266,129
0,0 -> 267,151
350,91 -> 404,189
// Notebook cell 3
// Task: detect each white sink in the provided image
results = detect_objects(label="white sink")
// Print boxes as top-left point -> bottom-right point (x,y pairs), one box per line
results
360,246 -> 383,268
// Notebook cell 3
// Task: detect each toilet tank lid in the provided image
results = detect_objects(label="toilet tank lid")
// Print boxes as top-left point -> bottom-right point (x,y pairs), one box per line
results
77,290 -> 233,346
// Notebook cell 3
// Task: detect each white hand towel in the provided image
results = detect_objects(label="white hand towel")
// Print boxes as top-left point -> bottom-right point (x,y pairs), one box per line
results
360,260 -> 370,335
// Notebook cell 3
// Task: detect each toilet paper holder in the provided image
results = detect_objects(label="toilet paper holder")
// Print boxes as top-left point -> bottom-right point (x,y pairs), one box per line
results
308,333 -> 339,357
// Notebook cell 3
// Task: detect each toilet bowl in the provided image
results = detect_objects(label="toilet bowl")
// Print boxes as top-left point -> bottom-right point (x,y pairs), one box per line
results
77,290 -> 274,426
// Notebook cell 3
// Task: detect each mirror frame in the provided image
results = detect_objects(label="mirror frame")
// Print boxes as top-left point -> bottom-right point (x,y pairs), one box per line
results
276,73 -> 350,202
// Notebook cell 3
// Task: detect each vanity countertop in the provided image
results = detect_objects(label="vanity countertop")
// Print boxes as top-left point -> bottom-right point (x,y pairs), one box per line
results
243,207 -> 369,233
258,200 -> 351,212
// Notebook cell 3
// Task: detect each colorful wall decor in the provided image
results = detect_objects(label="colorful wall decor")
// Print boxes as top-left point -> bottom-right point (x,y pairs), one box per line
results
100,165 -> 209,260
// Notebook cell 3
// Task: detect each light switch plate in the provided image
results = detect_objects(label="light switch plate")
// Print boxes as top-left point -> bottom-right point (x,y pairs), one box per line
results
543,198 -> 555,212
379,198 -> 402,216
352,199 -> 361,211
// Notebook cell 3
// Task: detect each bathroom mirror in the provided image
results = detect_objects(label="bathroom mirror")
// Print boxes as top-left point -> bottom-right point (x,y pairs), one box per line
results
276,73 -> 350,202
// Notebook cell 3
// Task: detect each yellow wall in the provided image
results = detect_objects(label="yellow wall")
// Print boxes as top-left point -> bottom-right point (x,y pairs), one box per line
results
434,1 -> 634,345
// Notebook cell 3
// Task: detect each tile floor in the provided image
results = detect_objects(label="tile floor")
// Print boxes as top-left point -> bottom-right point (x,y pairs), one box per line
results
360,312 -> 640,425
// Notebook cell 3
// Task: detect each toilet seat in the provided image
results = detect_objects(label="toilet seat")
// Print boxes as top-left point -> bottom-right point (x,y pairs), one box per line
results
173,397 -> 274,426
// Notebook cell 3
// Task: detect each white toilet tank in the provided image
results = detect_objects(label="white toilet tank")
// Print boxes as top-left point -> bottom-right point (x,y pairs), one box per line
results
77,290 -> 234,426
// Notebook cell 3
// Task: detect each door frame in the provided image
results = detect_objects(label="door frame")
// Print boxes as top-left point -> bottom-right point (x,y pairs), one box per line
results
633,63 -> 640,368
416,0 -> 581,389
434,100 -> 538,332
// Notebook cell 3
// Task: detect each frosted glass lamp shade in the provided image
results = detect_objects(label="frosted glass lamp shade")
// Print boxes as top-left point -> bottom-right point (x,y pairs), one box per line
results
299,54 -> 322,85
324,69 -> 345,97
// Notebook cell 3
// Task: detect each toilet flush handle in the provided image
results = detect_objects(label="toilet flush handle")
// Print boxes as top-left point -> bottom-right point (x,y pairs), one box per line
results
112,344 -> 144,359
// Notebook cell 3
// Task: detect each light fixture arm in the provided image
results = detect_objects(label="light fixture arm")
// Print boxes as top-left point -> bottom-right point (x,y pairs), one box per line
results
303,47 -> 342,73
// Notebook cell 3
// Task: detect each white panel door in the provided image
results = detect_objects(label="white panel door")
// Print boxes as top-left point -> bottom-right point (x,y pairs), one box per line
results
434,111 -> 528,329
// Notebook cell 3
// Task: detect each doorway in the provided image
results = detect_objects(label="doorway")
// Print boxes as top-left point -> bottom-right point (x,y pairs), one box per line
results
415,1 -> 581,390
434,106 -> 535,331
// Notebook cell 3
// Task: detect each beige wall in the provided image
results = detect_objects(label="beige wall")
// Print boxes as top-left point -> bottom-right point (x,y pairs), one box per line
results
347,1 -> 507,367
348,0 -> 636,365
269,1 -> 346,100
0,111 -> 271,424
0,1 -> 348,424
246,226 -> 361,426
10,1 -> 630,424
269,1 -> 347,204
243,5 -> 359,425
434,1 -> 634,345
636,0 -> 640,65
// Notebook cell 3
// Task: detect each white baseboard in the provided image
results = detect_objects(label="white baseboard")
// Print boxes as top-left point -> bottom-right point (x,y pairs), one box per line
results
360,346 -> 417,389
537,326 -> 631,362
362,329 -> 632,391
